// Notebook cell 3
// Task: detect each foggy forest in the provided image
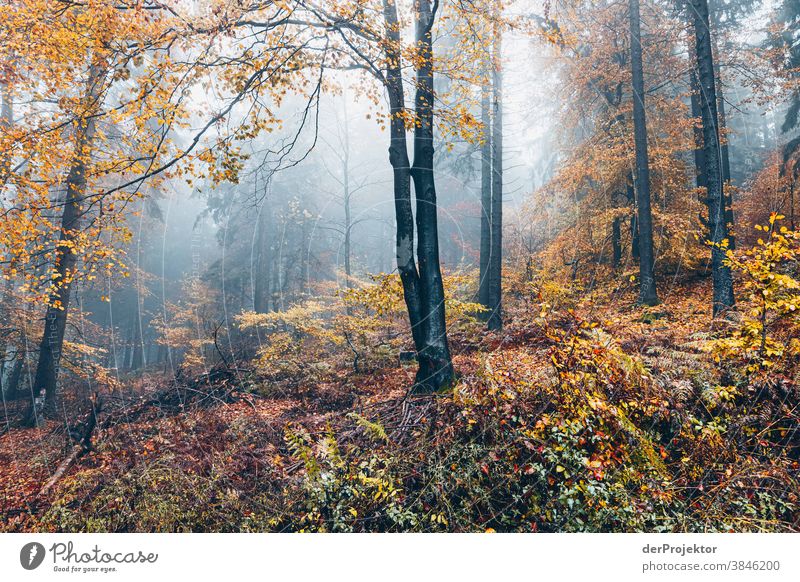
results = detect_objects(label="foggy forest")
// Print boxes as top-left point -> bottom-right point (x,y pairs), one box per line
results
0,0 -> 799,533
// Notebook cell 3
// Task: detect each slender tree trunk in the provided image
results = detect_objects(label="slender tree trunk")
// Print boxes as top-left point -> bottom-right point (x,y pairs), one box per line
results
344,202 -> 352,284
382,0 -> 425,355
628,0 -> 659,305
7,347 -> 25,399
691,0 -> 735,316
273,234 -> 283,311
31,63 -> 104,421
0,79 -> 14,395
612,214 -> 622,268
0,61 -> 15,194
478,61 -> 492,311
410,0 -> 454,390
254,196 -> 272,313
716,62 -> 735,250
627,178 -> 640,260
342,156 -> 353,315
708,4 -> 736,249
716,83 -> 732,188
487,16 -> 503,331
342,101 -> 353,291
688,36 -> 708,192
0,76 -> 11,186
8,303 -> 30,400
130,300 -> 144,371
301,214 -> 310,291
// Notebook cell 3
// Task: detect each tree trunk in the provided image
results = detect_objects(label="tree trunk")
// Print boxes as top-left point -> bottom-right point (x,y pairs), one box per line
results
254,195 -> 272,314
342,158 -> 353,316
691,0 -> 735,316
6,348 -> 25,399
0,69 -> 12,187
716,65 -> 736,251
410,0 -> 454,390
487,17 -> 503,331
612,215 -> 622,268
478,60 -> 492,312
628,0 -> 659,306
626,178 -> 640,260
342,93 -> 354,292
382,0 -> 425,355
31,63 -> 104,421
688,36 -> 708,193
709,5 -> 735,249
344,203 -> 352,284
129,300 -> 144,371
718,92 -> 734,245
0,80 -> 14,395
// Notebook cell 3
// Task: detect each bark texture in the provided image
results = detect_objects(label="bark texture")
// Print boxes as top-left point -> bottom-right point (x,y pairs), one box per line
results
629,0 -> 659,305
409,0 -> 454,390
487,21 -> 503,331
691,0 -> 735,316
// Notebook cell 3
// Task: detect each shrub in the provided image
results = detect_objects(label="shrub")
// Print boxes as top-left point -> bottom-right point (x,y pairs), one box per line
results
715,215 -> 800,376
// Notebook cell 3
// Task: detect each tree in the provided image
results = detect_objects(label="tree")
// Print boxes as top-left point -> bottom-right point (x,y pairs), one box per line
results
478,57 -> 492,311
691,0 -> 736,316
707,0 -> 762,248
32,60 -> 106,419
476,2 -> 504,330
297,0 -> 460,390
628,0 -> 659,305
407,0 -> 455,388
687,34 -> 708,195
487,7 -> 504,330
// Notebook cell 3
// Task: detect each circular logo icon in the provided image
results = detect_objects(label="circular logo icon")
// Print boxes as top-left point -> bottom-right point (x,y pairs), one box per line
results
20,542 -> 46,570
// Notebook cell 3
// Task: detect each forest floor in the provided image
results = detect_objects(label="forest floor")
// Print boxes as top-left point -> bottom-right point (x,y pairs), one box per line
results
1,276 -> 798,532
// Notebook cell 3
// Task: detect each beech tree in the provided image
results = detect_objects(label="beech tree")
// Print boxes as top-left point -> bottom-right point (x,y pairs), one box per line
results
33,62 -> 106,419
487,6 -> 504,331
690,0 -> 736,316
397,0 -> 454,389
628,0 -> 659,306
479,57 -> 492,314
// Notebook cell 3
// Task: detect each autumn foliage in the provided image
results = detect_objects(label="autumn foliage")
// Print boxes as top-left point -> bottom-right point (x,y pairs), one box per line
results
1,0 -> 800,533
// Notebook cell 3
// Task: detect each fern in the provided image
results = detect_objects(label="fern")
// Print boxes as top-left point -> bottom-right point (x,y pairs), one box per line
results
285,426 -> 320,478
347,413 -> 389,443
